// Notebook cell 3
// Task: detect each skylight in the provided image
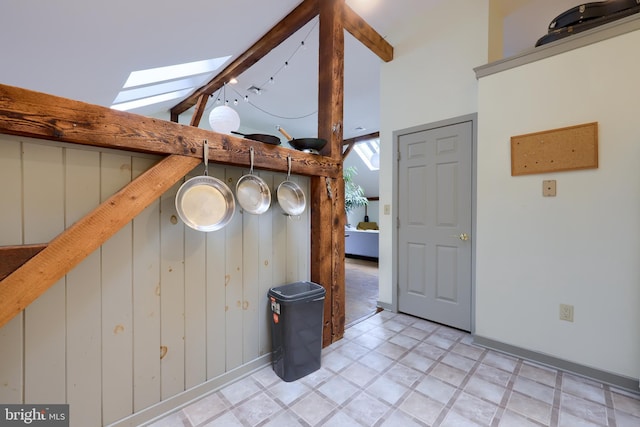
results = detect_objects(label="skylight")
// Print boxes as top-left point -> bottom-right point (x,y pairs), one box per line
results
112,56 -> 231,112
111,89 -> 193,112
353,137 -> 380,171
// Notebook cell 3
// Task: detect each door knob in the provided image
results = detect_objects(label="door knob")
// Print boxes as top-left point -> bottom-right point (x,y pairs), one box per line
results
453,233 -> 469,241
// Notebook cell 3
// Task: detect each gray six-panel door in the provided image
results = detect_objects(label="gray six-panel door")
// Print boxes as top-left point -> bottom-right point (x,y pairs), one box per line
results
398,121 -> 472,331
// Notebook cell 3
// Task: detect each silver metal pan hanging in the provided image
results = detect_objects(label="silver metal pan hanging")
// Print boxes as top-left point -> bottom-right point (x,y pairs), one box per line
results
175,141 -> 236,232
277,155 -> 306,217
236,146 -> 271,215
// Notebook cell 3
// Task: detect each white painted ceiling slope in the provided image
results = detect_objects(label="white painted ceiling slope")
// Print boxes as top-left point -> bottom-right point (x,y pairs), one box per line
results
1,1 -> 571,142
0,0 -> 437,140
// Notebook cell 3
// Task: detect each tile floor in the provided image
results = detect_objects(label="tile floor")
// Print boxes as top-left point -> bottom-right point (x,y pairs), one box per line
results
149,311 -> 640,427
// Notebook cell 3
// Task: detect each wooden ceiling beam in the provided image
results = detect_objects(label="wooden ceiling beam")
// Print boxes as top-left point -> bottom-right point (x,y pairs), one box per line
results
342,131 -> 379,159
171,0 -> 320,121
317,1 -> 344,159
342,141 -> 355,159
0,84 -> 340,179
342,4 -> 393,62
343,130 -> 379,145
171,0 -> 392,124
190,93 -> 208,127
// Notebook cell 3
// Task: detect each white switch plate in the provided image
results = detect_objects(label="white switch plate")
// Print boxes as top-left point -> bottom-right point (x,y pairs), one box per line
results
384,204 -> 391,215
559,304 -> 574,322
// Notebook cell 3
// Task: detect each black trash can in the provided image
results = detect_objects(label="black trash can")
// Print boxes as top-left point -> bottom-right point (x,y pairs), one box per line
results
268,281 -> 326,382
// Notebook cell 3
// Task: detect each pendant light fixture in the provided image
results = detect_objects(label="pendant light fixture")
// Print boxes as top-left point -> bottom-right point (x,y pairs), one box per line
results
208,82 -> 240,134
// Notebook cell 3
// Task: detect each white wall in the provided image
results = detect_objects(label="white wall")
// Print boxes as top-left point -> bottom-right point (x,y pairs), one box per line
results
378,0 -> 490,304
476,30 -> 640,379
502,0 -> 578,57
0,135 -> 310,426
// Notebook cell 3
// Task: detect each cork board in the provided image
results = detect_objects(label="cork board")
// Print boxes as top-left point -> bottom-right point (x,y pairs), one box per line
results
511,122 -> 598,176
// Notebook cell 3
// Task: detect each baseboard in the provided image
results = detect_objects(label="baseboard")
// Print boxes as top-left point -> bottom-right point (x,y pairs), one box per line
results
108,353 -> 272,427
346,307 -> 384,329
345,254 -> 379,262
473,335 -> 639,394
377,301 -> 393,311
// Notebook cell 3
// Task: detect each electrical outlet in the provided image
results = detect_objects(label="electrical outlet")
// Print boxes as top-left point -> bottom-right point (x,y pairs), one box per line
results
543,180 -> 556,197
559,304 -> 574,322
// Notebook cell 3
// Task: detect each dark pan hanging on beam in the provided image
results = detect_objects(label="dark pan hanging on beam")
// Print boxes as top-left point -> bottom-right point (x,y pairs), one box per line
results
231,130 -> 281,145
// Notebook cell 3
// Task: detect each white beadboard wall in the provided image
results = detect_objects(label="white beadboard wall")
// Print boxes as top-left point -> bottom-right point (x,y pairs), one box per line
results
0,135 -> 310,426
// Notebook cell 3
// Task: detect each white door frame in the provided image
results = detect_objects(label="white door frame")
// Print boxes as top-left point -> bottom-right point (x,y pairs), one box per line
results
390,113 -> 478,333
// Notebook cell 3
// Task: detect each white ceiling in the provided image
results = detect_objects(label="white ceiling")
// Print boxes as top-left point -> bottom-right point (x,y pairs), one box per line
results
1,1 -> 568,142
1,0 -> 444,140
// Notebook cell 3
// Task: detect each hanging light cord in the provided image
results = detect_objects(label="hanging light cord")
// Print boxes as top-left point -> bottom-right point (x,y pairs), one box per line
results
206,85 -> 316,120
258,17 -> 318,89
208,85 -> 223,105
205,17 -> 319,121
228,84 -> 317,120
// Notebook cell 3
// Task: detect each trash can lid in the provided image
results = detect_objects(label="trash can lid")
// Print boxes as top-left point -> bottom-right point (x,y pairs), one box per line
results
268,281 -> 326,302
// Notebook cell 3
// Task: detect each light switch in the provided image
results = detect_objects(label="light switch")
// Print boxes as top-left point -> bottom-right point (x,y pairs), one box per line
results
384,204 -> 391,215
543,180 -> 556,197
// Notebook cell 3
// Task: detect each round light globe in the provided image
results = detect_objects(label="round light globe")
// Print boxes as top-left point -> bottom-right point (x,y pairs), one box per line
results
208,105 -> 240,134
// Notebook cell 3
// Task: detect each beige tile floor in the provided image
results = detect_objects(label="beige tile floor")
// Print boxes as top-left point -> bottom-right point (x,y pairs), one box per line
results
148,311 -> 640,426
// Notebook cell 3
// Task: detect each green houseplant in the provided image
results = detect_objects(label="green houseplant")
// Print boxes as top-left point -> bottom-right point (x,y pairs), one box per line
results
344,166 -> 368,217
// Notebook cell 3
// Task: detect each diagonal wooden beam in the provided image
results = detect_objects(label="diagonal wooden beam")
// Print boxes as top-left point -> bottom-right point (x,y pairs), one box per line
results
171,0 -> 320,121
342,131 -> 379,159
190,93 -> 209,127
0,84 -> 341,178
342,3 -> 393,62
342,140 -> 356,160
0,154 -> 200,329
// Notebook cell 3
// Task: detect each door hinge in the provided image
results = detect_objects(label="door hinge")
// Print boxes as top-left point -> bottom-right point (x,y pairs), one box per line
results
397,217 -> 400,228
397,151 -> 401,161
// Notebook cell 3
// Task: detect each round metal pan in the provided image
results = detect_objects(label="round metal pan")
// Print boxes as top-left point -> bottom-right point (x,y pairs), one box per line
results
175,141 -> 236,232
277,126 -> 327,154
176,176 -> 236,231
231,130 -> 281,145
236,147 -> 271,215
277,155 -> 306,216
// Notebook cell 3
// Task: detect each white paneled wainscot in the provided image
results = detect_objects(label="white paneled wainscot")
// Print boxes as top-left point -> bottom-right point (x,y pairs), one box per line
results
0,135 -> 310,426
